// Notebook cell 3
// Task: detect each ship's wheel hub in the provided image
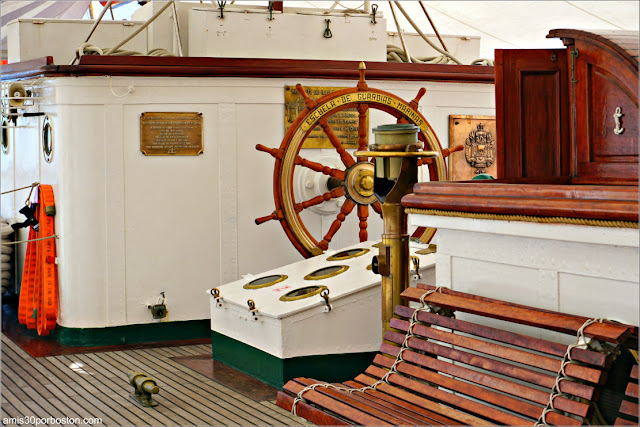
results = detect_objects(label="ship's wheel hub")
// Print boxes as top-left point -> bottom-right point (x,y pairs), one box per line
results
344,162 -> 376,205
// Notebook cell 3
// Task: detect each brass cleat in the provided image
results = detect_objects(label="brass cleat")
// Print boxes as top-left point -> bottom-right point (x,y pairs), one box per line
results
128,371 -> 160,407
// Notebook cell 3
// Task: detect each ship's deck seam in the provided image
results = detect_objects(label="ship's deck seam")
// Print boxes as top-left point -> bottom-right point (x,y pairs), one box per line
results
1,333 -> 313,426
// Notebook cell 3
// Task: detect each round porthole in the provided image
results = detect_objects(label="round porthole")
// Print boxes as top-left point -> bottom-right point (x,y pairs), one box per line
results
326,248 -> 370,261
243,274 -> 288,290
279,285 -> 327,302
304,265 -> 349,281
42,115 -> 53,163
1,117 -> 8,155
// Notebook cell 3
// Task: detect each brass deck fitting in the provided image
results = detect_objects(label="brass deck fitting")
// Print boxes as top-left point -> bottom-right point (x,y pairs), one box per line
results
356,124 -> 438,334
128,371 -> 160,407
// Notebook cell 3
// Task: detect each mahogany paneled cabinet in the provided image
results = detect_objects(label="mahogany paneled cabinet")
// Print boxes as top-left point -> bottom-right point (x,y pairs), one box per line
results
403,29 -> 639,222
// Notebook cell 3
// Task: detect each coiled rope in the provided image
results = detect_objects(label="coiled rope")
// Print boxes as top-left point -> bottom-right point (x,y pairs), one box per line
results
76,42 -> 176,59
291,286 -> 446,416
386,44 -> 494,66
1,218 -> 13,295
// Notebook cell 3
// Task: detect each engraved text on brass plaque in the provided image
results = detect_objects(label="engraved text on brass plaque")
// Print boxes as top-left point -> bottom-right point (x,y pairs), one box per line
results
285,86 -> 367,149
140,112 -> 203,156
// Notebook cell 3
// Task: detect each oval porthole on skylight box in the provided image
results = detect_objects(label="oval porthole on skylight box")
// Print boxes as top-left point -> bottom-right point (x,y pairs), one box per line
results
243,274 -> 288,290
304,265 -> 349,281
326,248 -> 370,261
279,285 -> 328,302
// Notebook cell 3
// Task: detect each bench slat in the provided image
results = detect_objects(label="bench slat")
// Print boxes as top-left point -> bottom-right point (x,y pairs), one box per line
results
378,341 -> 590,420
390,318 -> 606,385
373,351 -> 582,425
342,380 -> 459,426
625,382 -> 639,398
619,400 -> 638,417
276,391 -> 352,425
384,329 -> 596,401
631,364 -> 638,380
292,378 -> 413,425
283,380 -> 392,425
338,382 -> 450,426
394,305 -> 610,368
415,284 -> 637,341
354,374 -> 493,425
614,417 -> 638,426
365,365 -> 530,425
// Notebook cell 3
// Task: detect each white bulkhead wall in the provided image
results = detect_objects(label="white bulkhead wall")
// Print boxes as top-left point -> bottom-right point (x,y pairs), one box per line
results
2,75 -> 494,328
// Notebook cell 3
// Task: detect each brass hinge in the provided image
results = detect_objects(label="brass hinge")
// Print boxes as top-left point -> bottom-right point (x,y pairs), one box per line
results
570,48 -> 579,83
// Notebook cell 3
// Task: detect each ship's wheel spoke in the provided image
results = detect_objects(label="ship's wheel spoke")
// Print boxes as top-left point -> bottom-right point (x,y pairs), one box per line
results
295,187 -> 346,213
410,88 -> 426,110
371,201 -> 383,218
318,199 -> 356,250
357,204 -> 369,242
295,155 -> 346,180
318,117 -> 356,168
257,65 -> 445,258
357,103 -> 369,162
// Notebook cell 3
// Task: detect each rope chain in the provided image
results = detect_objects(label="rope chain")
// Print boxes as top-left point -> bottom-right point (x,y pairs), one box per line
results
534,317 -> 615,426
291,286 -> 445,417
1,182 -> 39,197
2,234 -> 58,246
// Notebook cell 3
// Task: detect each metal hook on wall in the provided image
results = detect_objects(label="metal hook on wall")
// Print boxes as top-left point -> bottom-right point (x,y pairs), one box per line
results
217,1 -> 226,19
323,19 -> 332,38
371,4 -> 378,24
268,1 -> 274,21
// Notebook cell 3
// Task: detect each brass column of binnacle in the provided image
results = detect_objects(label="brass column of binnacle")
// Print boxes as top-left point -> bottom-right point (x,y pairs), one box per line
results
356,124 -> 438,334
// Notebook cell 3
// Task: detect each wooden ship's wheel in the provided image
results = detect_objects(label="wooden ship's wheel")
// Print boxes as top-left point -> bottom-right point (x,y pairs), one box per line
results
256,63 -> 457,258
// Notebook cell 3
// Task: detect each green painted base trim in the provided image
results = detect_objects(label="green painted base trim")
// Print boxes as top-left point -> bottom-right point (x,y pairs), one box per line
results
53,319 -> 210,347
211,330 -> 378,389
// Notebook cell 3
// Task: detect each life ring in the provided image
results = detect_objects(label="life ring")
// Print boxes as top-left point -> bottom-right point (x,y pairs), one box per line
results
18,185 -> 58,336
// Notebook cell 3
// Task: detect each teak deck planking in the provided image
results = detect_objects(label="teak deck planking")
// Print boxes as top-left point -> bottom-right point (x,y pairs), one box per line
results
0,334 -> 313,426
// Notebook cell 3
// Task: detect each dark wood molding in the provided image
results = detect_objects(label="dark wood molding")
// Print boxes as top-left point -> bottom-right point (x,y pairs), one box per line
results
402,182 -> 639,222
1,55 -> 495,83
547,29 -> 639,70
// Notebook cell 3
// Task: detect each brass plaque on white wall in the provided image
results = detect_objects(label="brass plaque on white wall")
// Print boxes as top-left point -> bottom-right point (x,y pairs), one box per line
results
448,115 -> 497,180
140,112 -> 203,156
285,86 -> 367,149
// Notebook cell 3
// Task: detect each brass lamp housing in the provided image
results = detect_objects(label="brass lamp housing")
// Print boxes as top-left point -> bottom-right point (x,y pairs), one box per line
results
355,124 -> 438,334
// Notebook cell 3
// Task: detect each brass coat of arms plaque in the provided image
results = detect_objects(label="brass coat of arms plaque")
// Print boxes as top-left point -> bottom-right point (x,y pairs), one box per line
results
448,115 -> 497,180
285,86 -> 367,149
140,112 -> 203,156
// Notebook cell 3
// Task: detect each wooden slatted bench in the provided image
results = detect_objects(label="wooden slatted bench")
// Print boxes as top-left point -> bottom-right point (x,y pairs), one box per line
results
277,284 -> 638,425
615,364 -> 639,425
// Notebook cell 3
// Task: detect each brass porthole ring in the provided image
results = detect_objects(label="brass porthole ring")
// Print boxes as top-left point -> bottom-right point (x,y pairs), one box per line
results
243,274 -> 288,290
42,115 -> 53,163
304,265 -> 349,281
326,248 -> 370,261
279,285 -> 328,302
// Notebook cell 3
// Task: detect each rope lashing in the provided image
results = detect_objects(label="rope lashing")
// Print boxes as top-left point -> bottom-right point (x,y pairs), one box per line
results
291,286 -> 447,417
1,182 -> 40,195
534,318 -> 614,426
3,235 -> 58,246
